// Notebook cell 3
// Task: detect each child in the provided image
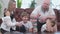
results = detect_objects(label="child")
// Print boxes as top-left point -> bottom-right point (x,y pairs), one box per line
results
41,18 -> 57,32
0,9 -> 20,34
30,15 -> 38,33
16,12 -> 33,33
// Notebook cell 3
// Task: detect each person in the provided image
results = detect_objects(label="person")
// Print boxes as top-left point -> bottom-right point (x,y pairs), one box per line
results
16,12 -> 33,33
8,0 -> 16,21
41,18 -> 57,32
30,0 -> 56,32
0,9 -> 21,34
30,15 -> 38,33
8,1 -> 17,31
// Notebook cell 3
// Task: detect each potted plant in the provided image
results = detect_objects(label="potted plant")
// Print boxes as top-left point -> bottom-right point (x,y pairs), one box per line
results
17,0 -> 22,8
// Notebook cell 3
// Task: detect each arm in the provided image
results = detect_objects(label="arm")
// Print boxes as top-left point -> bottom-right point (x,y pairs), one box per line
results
30,6 -> 41,19
28,22 -> 33,32
4,17 -> 20,27
5,18 -> 16,27
46,19 -> 52,32
53,24 -> 57,32
48,8 -> 56,19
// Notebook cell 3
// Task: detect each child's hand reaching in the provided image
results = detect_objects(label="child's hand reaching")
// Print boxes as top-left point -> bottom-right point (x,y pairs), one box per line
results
16,22 -> 23,27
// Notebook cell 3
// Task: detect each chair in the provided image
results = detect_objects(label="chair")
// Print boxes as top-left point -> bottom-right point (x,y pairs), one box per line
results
54,9 -> 60,31
14,8 -> 34,22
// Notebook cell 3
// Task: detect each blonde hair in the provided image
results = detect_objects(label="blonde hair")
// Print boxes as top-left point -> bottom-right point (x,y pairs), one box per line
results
8,0 -> 16,11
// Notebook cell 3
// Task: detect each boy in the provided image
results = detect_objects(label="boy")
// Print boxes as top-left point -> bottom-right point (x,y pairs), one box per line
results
16,12 -> 33,33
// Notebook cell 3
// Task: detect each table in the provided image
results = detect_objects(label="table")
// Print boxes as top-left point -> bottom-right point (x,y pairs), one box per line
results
3,31 -> 60,34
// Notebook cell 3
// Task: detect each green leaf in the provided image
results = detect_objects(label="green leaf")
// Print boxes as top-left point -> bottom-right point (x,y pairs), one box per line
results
17,0 -> 22,8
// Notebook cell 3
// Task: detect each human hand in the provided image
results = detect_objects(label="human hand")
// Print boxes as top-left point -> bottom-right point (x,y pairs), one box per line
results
16,22 -> 23,27
40,17 -> 47,22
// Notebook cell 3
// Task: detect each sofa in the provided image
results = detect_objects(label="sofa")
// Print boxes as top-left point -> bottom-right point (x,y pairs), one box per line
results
14,8 -> 34,22
0,8 -> 60,31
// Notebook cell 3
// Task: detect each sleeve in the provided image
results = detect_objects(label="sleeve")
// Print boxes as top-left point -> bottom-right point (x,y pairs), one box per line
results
30,6 -> 40,17
41,24 -> 46,32
4,17 -> 16,27
49,8 -> 55,16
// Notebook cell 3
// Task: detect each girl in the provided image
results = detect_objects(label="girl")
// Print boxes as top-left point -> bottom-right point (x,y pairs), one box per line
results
1,9 -> 20,34
41,18 -> 57,32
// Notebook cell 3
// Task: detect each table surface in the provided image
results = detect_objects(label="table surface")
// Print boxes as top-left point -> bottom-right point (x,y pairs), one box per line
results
2,31 -> 60,34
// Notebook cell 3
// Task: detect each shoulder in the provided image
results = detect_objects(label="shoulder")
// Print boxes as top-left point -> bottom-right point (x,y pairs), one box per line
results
49,6 -> 54,11
4,16 -> 10,19
35,5 -> 41,10
2,16 -> 11,21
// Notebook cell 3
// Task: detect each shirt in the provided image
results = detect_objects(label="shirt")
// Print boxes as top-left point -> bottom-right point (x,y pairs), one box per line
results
20,21 -> 33,29
1,16 -> 16,31
41,24 -> 57,32
31,6 -> 55,22
41,24 -> 46,32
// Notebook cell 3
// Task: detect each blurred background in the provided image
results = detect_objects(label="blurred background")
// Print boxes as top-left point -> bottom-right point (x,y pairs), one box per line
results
0,0 -> 60,18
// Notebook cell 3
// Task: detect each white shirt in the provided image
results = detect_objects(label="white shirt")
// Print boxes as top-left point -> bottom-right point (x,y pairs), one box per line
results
20,21 -> 33,29
31,6 -> 55,22
41,24 -> 46,32
41,24 -> 57,32
1,16 -> 16,31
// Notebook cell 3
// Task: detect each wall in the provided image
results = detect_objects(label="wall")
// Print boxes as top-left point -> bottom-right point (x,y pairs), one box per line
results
0,0 -> 10,18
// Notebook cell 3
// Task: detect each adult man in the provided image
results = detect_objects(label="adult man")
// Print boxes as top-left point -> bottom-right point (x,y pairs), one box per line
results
30,0 -> 56,32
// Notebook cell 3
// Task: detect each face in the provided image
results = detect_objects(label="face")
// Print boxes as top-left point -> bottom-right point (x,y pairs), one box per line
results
30,17 -> 37,23
5,11 -> 10,16
42,1 -> 50,9
12,2 -> 16,10
30,15 -> 37,23
22,16 -> 28,23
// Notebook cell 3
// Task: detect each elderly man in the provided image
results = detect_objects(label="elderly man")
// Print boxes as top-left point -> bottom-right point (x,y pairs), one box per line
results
30,0 -> 56,32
